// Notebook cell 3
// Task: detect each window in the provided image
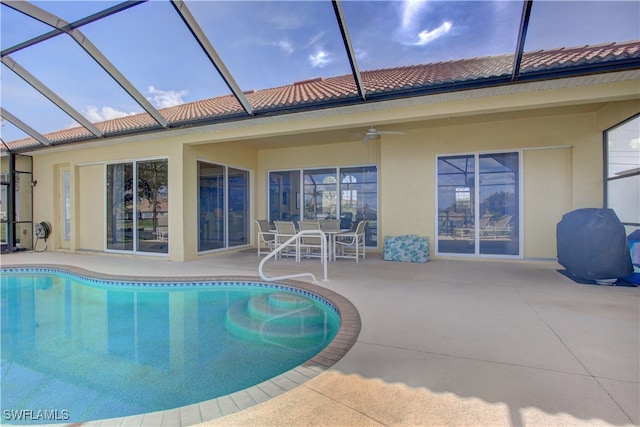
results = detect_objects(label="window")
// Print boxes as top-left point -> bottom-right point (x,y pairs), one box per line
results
304,169 -> 337,220
269,170 -> 301,223
437,152 -> 520,257
340,166 -> 378,246
198,161 -> 249,252
269,165 -> 378,246
106,159 -> 168,254
605,115 -> 640,235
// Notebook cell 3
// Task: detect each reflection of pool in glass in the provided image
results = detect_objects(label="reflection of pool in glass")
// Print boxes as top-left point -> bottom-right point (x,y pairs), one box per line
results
1,268 -> 340,425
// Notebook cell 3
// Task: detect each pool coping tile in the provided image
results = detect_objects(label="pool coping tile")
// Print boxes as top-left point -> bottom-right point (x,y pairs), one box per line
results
244,385 -> 272,405
196,399 -> 221,421
179,404 -> 202,426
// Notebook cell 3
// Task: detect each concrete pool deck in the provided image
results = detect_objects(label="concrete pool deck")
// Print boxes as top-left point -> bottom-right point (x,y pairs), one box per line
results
1,250 -> 638,426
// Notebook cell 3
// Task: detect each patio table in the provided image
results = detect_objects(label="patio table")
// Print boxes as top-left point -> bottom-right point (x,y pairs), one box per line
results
321,228 -> 350,261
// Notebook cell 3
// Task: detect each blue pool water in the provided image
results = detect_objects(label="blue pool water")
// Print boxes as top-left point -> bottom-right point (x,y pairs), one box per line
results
0,268 -> 340,424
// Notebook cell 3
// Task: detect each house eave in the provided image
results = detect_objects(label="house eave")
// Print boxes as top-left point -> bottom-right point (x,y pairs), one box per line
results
17,69 -> 640,156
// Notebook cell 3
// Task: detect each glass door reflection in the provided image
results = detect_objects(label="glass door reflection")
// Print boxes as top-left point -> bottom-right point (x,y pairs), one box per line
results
478,153 -> 519,256
437,152 -> 519,256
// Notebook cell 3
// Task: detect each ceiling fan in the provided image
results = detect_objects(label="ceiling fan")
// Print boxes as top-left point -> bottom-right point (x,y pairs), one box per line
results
360,126 -> 406,143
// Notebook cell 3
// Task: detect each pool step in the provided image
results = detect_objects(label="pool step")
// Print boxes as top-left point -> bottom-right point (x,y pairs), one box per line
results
224,292 -> 328,347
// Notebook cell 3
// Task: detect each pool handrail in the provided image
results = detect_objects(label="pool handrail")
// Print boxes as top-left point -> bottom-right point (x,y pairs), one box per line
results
258,229 -> 328,283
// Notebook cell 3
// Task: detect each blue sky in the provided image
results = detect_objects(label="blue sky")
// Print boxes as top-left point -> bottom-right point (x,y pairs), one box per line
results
1,0 -> 639,143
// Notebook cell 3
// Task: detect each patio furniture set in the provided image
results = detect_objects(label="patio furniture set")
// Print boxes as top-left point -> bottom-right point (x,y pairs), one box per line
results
256,219 -> 366,262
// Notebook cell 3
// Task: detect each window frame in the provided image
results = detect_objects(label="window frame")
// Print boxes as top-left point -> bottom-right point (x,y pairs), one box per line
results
603,113 -> 640,232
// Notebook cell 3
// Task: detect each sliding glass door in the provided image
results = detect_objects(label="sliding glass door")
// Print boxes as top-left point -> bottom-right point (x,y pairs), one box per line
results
198,162 -> 225,251
106,159 -> 168,254
437,155 -> 475,253
107,163 -> 134,251
198,161 -> 249,252
437,152 -> 520,257
228,167 -> 249,247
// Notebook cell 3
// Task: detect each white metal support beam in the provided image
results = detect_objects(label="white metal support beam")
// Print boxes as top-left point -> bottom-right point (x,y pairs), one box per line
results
1,1 -> 146,57
3,0 -> 169,128
2,56 -> 104,138
171,0 -> 254,115
0,108 -> 52,147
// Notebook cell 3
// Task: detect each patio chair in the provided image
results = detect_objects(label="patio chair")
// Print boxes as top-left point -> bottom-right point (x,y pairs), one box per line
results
481,215 -> 513,239
492,215 -> 513,238
335,220 -> 366,262
274,221 -> 298,259
255,219 -> 275,257
298,220 -> 324,262
454,214 -> 491,239
321,219 -> 340,230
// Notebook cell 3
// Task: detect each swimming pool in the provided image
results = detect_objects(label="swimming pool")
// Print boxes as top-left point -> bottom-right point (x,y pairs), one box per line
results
0,265 -> 360,425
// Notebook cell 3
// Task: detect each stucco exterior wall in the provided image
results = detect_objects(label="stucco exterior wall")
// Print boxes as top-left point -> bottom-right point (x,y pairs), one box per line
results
379,104 -> 637,259
77,164 -> 103,251
523,148 -> 572,258
32,138 -> 183,259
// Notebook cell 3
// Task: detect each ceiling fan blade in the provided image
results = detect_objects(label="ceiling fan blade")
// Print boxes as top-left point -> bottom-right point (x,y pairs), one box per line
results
377,130 -> 406,135
360,126 -> 406,142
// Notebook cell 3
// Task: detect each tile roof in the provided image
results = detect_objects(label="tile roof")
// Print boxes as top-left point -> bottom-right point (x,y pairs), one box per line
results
4,40 -> 639,152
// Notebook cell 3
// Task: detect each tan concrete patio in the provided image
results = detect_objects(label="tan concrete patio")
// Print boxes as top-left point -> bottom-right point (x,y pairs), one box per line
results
1,250 -> 638,426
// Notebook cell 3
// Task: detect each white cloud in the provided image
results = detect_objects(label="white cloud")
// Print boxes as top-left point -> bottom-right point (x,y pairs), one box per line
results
277,40 -> 294,54
79,86 -> 186,125
401,0 -> 428,31
82,106 -> 136,122
147,86 -> 187,109
309,49 -> 332,68
414,21 -> 452,46
396,0 -> 452,47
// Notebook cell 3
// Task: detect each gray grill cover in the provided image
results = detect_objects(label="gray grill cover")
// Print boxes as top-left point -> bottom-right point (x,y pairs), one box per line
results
557,208 -> 633,281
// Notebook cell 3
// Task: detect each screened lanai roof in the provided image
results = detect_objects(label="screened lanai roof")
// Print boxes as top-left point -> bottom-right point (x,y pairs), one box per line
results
1,0 -> 639,153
